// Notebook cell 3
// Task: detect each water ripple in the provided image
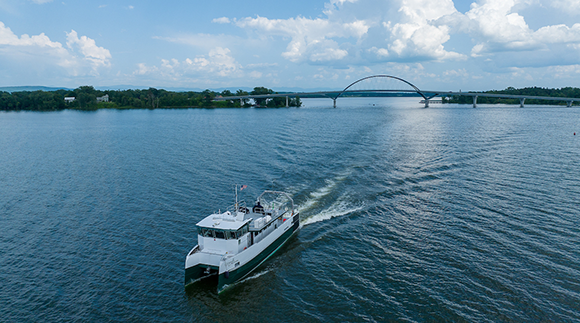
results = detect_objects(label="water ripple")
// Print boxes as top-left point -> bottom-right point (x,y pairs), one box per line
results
1,103 -> 579,322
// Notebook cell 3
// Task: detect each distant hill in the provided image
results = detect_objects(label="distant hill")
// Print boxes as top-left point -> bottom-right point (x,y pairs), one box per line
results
0,86 -> 71,93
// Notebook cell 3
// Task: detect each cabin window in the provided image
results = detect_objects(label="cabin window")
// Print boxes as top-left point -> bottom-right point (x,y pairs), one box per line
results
201,228 -> 213,238
215,230 -> 225,239
227,231 -> 237,240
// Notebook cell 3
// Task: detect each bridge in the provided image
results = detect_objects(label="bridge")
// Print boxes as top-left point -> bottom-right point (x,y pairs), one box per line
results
214,75 -> 580,108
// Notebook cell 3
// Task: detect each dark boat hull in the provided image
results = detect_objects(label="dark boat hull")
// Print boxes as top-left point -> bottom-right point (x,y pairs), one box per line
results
217,217 -> 300,293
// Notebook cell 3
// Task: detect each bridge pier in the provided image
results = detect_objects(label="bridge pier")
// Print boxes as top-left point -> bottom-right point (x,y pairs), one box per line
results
520,98 -> 526,108
333,98 -> 336,108
473,95 -> 478,108
424,99 -> 429,108
568,101 -> 573,107
286,96 -> 289,107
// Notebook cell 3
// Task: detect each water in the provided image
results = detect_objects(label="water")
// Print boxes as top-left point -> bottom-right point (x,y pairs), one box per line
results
1,98 -> 579,322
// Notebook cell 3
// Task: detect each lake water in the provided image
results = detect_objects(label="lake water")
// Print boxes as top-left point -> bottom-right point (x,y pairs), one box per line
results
1,98 -> 579,322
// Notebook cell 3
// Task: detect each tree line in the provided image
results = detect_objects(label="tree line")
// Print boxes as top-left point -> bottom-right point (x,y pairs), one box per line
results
444,86 -> 580,105
0,86 -> 301,111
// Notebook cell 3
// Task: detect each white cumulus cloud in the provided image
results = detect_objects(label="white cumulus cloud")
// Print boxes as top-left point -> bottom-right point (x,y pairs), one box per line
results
0,22 -> 63,49
550,0 -> 580,14
0,22 -> 111,76
66,30 -> 112,69
462,0 -> 537,55
385,0 -> 465,61
134,47 -> 242,81
236,15 -> 369,63
234,0 -> 466,65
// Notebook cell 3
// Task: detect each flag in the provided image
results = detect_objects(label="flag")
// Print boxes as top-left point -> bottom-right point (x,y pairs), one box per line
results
240,185 -> 247,190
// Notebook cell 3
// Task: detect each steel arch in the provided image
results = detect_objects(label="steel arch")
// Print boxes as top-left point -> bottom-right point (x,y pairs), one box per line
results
333,74 -> 428,100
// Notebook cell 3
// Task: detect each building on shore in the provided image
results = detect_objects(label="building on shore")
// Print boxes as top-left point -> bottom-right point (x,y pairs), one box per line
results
97,94 -> 109,103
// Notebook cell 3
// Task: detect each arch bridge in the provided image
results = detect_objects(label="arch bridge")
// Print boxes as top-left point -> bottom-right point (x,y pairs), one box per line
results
214,75 -> 580,108
323,74 -> 437,108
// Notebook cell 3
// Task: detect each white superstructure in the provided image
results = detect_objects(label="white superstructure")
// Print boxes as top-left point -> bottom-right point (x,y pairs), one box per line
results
185,189 -> 300,292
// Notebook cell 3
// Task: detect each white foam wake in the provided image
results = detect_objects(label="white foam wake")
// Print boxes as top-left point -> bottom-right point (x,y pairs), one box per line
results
298,170 -> 353,212
301,201 -> 363,226
240,268 -> 272,283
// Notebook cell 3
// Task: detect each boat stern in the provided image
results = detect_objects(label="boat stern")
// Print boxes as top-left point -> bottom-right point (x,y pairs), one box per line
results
184,245 -> 220,286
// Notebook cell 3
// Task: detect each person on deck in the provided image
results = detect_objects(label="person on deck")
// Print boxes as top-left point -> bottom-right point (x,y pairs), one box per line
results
253,201 -> 264,214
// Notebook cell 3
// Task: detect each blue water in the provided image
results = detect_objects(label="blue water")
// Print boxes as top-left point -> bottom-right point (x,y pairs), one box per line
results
1,99 -> 579,322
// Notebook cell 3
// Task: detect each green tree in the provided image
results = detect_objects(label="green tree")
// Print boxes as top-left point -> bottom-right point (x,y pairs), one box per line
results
221,89 -> 233,97
236,89 -> 250,107
201,89 -> 215,107
290,96 -> 302,107
147,88 -> 160,109
251,87 -> 273,107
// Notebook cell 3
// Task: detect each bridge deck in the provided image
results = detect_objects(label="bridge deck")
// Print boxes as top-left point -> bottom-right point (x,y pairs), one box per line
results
215,90 -> 580,104
213,75 -> 578,106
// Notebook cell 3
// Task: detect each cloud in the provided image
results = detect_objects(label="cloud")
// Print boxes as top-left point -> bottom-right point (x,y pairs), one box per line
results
550,0 -> 580,14
459,0 -> 538,56
382,0 -> 466,60
534,23 -> 580,44
0,22 -> 64,49
222,0 -> 580,71
249,71 -> 262,78
245,62 -> 278,69
236,15 -> 369,63
30,0 -> 52,3
0,21 -> 111,76
0,21 -> 69,71
66,30 -> 112,69
134,47 -> 242,82
433,0 -> 580,61
212,17 -> 231,24
443,68 -> 469,78
548,64 -> 580,78
234,0 -> 466,65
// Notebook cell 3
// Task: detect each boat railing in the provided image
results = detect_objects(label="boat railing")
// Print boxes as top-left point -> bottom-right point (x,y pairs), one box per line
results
226,200 -> 248,214
188,245 -> 200,256
257,191 -> 295,216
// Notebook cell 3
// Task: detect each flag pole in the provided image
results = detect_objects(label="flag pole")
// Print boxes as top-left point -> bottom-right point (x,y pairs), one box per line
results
235,184 -> 238,209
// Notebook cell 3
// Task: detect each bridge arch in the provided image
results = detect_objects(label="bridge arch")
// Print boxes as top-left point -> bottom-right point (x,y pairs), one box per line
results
338,75 -> 426,99
329,74 -> 435,107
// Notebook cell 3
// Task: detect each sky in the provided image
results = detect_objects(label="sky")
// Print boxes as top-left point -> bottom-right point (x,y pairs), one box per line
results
1,0 -> 580,91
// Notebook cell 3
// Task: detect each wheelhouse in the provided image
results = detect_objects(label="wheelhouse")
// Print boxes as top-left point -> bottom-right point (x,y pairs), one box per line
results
196,225 -> 250,240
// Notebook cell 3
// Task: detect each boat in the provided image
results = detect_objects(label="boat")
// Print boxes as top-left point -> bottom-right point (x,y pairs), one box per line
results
184,187 -> 300,293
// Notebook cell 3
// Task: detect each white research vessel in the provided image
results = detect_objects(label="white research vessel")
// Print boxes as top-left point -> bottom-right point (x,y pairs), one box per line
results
185,188 -> 300,293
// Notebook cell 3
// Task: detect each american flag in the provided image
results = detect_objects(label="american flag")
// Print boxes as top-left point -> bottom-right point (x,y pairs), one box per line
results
240,185 -> 247,190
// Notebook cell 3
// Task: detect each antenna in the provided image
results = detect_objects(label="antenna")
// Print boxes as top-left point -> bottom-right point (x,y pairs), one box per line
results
234,184 -> 239,209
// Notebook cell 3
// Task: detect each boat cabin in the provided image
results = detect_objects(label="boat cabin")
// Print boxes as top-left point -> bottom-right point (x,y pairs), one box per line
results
185,189 -> 299,292
195,200 -> 292,255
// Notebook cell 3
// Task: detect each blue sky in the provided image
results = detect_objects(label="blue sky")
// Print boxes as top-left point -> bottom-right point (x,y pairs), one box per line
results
1,0 -> 580,91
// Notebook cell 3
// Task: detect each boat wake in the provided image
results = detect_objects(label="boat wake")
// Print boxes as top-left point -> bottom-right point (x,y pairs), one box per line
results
301,201 -> 363,226
240,268 -> 273,283
296,169 -> 364,226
